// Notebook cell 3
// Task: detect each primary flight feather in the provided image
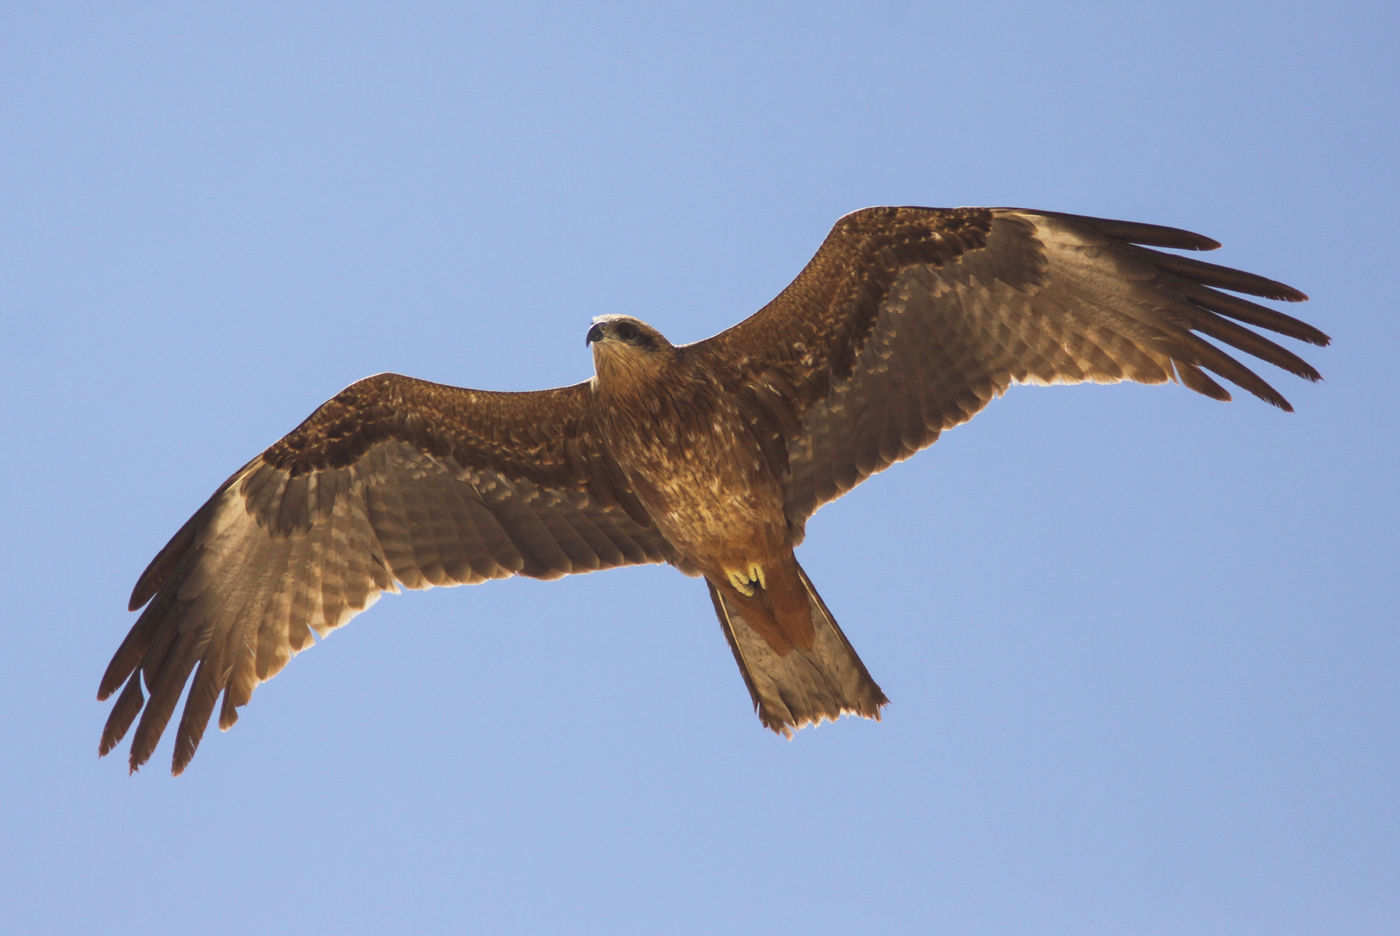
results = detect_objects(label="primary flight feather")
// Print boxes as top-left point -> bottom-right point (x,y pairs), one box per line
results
99,206 -> 1329,774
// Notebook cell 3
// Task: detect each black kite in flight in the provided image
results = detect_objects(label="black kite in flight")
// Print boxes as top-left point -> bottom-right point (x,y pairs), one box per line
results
99,206 -> 1329,774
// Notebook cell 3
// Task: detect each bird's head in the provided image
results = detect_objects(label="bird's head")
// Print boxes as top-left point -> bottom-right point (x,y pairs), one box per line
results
586,315 -> 674,387
585,315 -> 670,352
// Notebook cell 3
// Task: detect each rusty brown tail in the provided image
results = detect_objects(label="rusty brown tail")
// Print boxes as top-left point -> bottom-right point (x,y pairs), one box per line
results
707,558 -> 887,735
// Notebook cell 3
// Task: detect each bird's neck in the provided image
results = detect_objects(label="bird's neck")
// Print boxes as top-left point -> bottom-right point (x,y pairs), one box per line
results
592,346 -> 679,401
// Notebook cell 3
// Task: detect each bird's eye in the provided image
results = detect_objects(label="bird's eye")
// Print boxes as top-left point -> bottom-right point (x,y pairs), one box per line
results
616,322 -> 639,342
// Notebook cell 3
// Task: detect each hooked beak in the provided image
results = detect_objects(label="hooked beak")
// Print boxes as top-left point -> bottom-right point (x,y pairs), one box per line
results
585,322 -> 606,346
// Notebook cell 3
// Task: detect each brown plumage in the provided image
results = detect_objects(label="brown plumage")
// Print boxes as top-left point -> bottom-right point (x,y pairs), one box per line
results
99,206 -> 1329,774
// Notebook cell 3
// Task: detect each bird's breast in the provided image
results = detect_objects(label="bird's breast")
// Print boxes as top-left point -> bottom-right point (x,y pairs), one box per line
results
600,385 -> 788,564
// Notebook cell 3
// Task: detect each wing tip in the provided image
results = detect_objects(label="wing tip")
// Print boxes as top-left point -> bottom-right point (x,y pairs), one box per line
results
1256,281 -> 1309,304
1300,323 -> 1330,347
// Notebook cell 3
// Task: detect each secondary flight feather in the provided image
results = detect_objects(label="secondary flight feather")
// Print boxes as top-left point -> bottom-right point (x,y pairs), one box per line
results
99,206 -> 1329,774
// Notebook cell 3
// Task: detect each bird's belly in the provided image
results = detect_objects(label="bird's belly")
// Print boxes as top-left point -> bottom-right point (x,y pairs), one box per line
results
616,425 -> 787,568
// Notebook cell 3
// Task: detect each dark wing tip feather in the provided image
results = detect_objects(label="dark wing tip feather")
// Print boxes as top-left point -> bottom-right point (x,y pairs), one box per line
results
1072,212 -> 1314,309
98,674 -> 145,758
129,545 -> 176,612
1042,211 -> 1223,251
1178,282 -> 1329,349
1292,316 -> 1330,348
1141,249 -> 1306,304
1092,222 -> 1327,406
128,518 -> 195,612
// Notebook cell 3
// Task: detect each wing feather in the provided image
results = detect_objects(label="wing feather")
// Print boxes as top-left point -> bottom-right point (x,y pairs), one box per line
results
100,374 -> 670,773
693,206 -> 1328,529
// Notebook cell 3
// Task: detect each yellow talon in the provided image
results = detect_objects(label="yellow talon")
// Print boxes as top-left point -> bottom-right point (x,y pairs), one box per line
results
726,563 -> 766,597
727,569 -> 754,596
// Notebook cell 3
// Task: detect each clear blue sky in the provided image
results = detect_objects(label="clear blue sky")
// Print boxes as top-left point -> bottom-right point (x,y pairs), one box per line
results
3,3 -> 1396,933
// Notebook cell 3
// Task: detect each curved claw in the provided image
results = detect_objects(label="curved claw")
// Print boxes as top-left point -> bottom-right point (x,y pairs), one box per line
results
726,563 -> 766,597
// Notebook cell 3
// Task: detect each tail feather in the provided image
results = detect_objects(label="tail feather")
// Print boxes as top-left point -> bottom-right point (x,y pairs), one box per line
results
707,560 -> 887,735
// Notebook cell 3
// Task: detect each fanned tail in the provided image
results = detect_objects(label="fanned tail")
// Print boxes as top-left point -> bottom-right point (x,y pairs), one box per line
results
707,558 -> 887,734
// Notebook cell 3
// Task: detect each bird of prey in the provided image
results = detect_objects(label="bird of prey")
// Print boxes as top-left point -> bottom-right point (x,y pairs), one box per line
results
98,206 -> 1328,774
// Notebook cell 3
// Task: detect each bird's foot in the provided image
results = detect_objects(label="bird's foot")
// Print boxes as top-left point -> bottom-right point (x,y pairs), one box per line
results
726,563 -> 766,597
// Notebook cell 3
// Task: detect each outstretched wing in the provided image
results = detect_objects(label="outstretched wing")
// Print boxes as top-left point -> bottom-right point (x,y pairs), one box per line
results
99,373 -> 671,774
692,207 -> 1329,530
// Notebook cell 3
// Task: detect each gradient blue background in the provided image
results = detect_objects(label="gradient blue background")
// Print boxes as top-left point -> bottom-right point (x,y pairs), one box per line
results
3,3 -> 1396,933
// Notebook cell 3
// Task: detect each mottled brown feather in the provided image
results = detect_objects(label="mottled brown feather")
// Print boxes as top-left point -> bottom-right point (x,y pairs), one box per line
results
691,206 -> 1328,530
101,204 -> 1327,774
102,376 -> 671,774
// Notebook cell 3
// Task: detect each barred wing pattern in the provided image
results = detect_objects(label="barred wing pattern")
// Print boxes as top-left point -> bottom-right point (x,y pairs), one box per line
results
99,374 -> 670,774
694,207 -> 1328,531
